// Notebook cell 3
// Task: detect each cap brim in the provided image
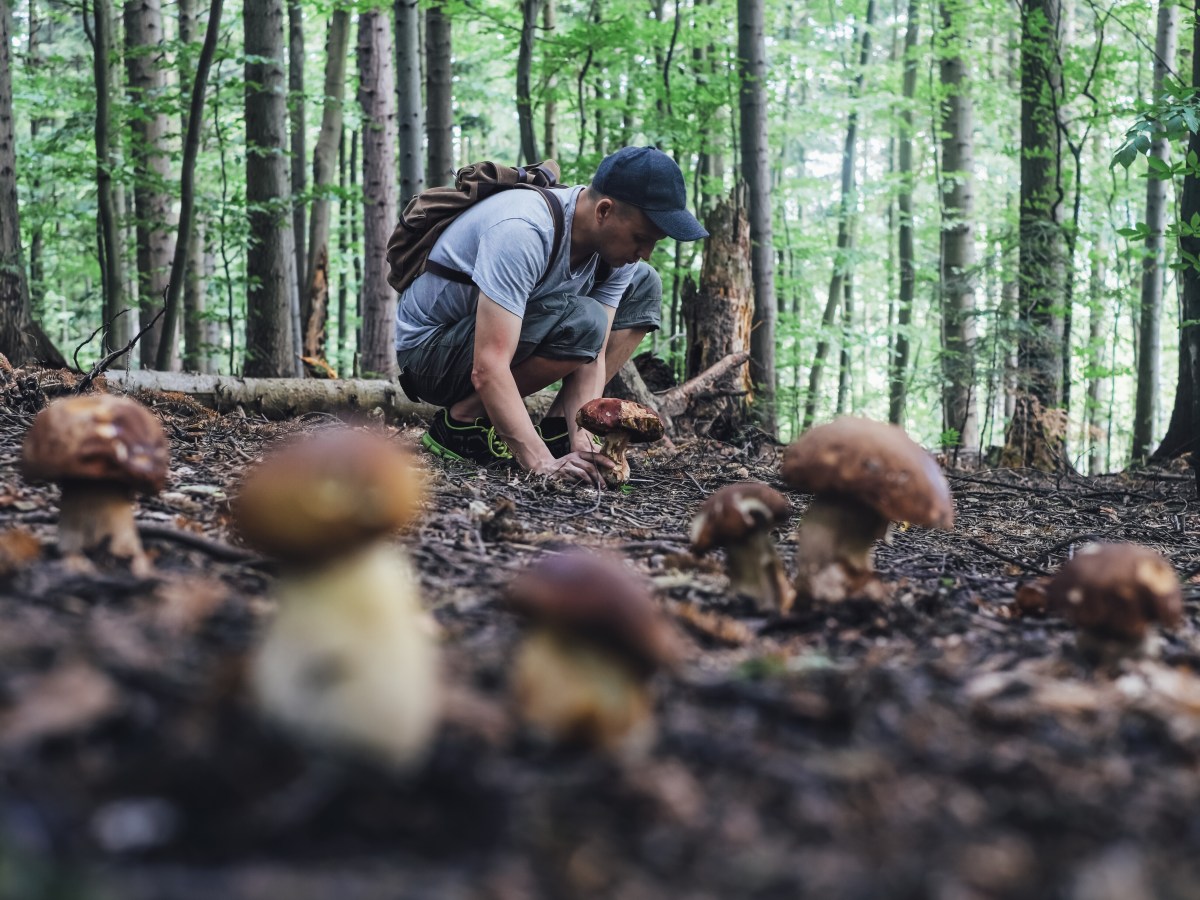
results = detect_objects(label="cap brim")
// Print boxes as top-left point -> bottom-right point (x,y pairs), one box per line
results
645,207 -> 709,242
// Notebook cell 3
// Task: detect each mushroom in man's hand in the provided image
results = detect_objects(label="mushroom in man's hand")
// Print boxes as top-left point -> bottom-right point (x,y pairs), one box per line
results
575,398 -> 664,488
691,482 -> 794,614
506,549 -> 680,757
1045,542 -> 1182,663
20,393 -> 169,576
781,417 -> 954,604
232,428 -> 439,771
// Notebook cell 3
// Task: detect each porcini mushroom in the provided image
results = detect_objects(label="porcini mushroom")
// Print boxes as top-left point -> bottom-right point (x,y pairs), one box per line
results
232,428 -> 439,770
781,417 -> 954,604
1045,542 -> 1182,662
576,398 -> 664,488
20,393 -> 168,574
506,549 -> 679,756
690,482 -> 794,614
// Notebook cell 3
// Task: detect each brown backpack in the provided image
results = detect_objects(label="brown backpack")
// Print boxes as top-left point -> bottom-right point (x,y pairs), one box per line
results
386,159 -> 567,295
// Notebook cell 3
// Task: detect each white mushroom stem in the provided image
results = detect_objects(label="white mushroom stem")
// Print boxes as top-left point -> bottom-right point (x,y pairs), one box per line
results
56,480 -> 148,571
598,432 -> 632,486
793,494 -> 891,602
253,541 -> 441,770
513,628 -> 654,757
724,531 -> 795,615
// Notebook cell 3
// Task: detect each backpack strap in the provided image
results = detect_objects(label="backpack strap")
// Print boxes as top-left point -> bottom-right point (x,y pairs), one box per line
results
423,185 -> 566,290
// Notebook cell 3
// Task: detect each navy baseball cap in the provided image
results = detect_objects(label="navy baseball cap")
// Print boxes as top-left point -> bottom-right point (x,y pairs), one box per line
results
592,146 -> 709,242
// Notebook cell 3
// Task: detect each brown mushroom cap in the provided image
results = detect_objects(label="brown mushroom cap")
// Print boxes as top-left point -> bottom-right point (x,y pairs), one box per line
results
690,482 -> 791,553
1046,542 -> 1183,640
781,417 -> 954,529
506,550 -> 679,674
576,399 -> 664,443
233,429 -> 425,563
21,394 -> 169,494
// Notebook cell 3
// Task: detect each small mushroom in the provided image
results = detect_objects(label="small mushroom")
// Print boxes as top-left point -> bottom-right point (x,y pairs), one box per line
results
1045,542 -> 1182,662
506,549 -> 679,756
20,393 -> 168,574
576,398 -> 664,487
690,482 -> 794,614
232,428 -> 439,770
781,417 -> 954,603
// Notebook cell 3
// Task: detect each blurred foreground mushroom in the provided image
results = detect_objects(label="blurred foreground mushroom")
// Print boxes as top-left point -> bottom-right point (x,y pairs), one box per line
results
1045,542 -> 1182,662
233,428 -> 439,770
506,549 -> 679,756
691,482 -> 794,614
20,393 -> 168,575
781,417 -> 954,604
576,398 -> 664,488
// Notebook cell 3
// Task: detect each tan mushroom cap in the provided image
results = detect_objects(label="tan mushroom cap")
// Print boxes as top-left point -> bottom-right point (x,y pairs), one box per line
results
21,393 -> 169,494
576,398 -> 664,443
690,482 -> 791,553
781,417 -> 954,528
233,429 -> 425,563
506,550 -> 679,674
1046,542 -> 1183,640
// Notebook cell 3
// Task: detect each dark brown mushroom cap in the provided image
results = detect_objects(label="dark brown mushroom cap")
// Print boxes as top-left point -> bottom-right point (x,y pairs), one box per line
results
506,550 -> 679,674
1046,542 -> 1183,640
780,417 -> 954,529
21,394 -> 169,494
576,398 -> 664,443
690,482 -> 791,553
233,429 -> 425,563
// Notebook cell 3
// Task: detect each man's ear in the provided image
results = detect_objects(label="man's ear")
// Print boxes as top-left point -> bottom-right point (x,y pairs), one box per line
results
595,197 -> 616,223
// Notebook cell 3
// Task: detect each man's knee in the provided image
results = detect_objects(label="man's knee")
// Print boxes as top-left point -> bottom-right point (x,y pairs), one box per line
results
526,293 -> 608,361
611,261 -> 663,333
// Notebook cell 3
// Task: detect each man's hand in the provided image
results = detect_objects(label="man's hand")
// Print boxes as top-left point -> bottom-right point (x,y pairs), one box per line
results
530,450 -> 615,488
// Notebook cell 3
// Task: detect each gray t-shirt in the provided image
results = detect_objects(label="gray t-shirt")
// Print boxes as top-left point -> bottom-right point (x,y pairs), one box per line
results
393,185 -> 636,353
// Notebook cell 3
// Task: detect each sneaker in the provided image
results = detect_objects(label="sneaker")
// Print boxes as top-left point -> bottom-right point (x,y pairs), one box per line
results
421,409 -> 514,467
538,416 -> 571,458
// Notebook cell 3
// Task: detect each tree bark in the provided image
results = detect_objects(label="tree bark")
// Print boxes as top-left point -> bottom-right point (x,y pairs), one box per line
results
92,0 -> 132,365
125,0 -> 176,368
517,0 -> 543,164
425,1 -> 454,186
394,0 -> 424,206
357,8 -> 398,378
1132,0 -> 1179,463
288,0 -> 307,294
888,0 -> 918,426
938,0 -> 979,451
178,0 -> 212,374
737,0 -> 776,434
680,186 -> 753,438
303,8 -> 351,365
244,0 -> 298,377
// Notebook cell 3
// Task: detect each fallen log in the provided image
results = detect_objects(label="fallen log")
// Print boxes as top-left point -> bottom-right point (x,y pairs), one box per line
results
104,370 -> 554,425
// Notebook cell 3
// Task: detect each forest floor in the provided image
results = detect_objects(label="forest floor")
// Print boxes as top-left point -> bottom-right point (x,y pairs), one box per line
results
2,374 -> 1200,900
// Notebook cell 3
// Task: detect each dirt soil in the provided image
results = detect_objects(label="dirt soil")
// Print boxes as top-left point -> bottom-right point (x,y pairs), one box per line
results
2,374 -> 1200,900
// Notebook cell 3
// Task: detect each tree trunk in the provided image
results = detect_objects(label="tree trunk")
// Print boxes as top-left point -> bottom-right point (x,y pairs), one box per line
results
288,0 -> 307,293
1017,0 -> 1066,415
0,0 -> 42,364
178,0 -> 211,374
394,0 -> 424,206
1132,0 -> 1178,463
358,7 -> 398,378
125,0 -> 176,368
737,0 -> 776,434
425,1 -> 454,186
303,8 -> 351,365
680,186 -> 753,439
938,0 -> 979,451
889,0 -> 918,426
244,0 -> 298,377
92,0 -> 131,365
542,0 -> 557,161
804,0 -> 874,430
1086,228 -> 1107,474
517,0 -> 542,164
